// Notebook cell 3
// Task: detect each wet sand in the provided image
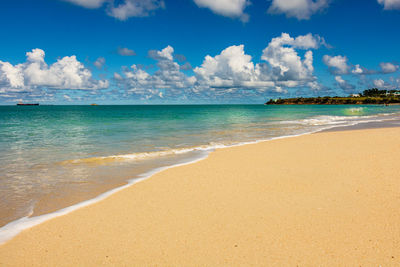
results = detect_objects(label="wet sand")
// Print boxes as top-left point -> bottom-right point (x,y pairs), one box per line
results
0,127 -> 399,266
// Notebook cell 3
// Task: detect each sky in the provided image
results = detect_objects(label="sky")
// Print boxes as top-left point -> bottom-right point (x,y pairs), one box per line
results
0,0 -> 399,104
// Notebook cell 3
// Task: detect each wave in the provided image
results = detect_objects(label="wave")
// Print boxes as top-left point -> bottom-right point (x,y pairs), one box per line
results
59,144 -> 227,166
344,107 -> 365,115
60,113 -> 396,166
279,112 -> 395,126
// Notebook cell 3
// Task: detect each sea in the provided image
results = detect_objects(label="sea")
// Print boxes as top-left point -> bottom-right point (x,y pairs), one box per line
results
1,104 -> 400,242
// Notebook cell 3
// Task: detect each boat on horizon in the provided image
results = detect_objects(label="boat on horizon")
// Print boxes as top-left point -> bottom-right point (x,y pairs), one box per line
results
16,102 -> 39,106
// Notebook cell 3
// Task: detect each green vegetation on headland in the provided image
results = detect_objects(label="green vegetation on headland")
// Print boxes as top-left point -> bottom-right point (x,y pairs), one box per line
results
265,88 -> 400,105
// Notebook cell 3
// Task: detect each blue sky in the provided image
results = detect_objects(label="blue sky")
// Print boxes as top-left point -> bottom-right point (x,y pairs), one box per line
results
0,0 -> 399,104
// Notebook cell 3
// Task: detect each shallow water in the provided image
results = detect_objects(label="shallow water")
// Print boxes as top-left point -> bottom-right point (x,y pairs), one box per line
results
0,104 -> 399,227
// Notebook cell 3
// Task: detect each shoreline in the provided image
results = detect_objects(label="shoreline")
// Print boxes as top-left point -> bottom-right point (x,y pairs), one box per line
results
1,106 -> 399,231
0,130 -> 314,245
0,125 -> 400,265
0,151 -> 211,245
0,116 -> 399,245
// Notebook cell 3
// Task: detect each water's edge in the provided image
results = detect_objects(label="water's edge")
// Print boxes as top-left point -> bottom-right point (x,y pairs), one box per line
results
0,116 -> 399,245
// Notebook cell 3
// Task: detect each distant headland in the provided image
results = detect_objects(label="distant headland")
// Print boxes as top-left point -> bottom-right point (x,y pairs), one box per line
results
265,88 -> 400,105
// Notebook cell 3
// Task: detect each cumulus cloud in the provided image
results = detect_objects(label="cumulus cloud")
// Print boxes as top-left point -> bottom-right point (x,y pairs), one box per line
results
323,55 -> 350,75
94,57 -> 105,69
268,0 -> 330,20
193,0 -> 250,21
117,47 -> 136,56
260,33 -> 324,82
63,0 -> 164,20
148,45 -> 174,61
371,77 -> 400,89
194,32 -> 325,90
377,0 -> 400,10
114,33 -> 326,100
323,52 -> 399,76
289,33 -> 327,49
350,64 -> 378,75
0,48 -> 108,93
373,78 -> 385,88
194,45 -> 263,89
348,62 -> 399,75
116,46 -> 196,99
346,61 -> 398,75
351,64 -> 364,75
380,62 -> 399,73
335,76 -> 355,92
108,0 -> 165,20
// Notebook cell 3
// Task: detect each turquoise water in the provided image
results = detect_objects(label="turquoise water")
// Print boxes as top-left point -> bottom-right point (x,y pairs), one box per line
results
0,104 -> 399,227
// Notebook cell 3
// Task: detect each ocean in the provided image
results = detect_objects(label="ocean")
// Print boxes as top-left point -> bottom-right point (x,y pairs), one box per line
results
0,104 -> 399,241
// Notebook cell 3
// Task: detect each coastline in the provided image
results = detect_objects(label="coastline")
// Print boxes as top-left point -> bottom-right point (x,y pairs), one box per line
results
0,130 -> 316,244
1,126 -> 400,265
2,113 -> 397,243
1,105 -> 399,230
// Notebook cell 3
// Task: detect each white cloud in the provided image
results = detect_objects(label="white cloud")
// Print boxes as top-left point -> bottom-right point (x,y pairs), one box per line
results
194,44 -> 263,88
193,33 -> 320,91
151,45 -> 174,60
117,47 -> 136,56
349,62 -> 398,75
107,0 -> 165,20
377,0 -> 400,10
373,78 -> 385,88
268,0 -> 330,20
372,77 -> 400,89
113,72 -> 124,80
371,77 -> 400,89
148,45 -> 175,61
380,62 -> 399,73
323,55 -> 350,75
193,0 -> 250,21
63,0 -> 164,20
307,80 -> 325,92
114,33 -> 325,100
27,49 -> 46,62
94,57 -> 105,69
351,64 -> 363,74
291,33 -> 326,49
260,33 -> 321,82
335,75 -> 355,92
0,48 -> 108,93
116,46 -> 196,99
0,62 -> 25,89
350,64 -> 377,75
63,0 -> 106,8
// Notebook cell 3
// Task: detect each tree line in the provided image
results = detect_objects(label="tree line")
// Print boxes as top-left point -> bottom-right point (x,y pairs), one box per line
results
265,88 -> 400,105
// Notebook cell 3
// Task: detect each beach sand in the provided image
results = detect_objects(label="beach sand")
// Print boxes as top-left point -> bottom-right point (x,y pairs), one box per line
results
0,127 -> 399,266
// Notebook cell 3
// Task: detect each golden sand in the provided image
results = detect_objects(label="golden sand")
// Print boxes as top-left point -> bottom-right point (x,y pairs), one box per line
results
1,127 -> 399,266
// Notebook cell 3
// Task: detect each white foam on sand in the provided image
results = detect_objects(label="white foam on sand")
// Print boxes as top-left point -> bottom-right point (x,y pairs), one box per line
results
0,151 -> 210,245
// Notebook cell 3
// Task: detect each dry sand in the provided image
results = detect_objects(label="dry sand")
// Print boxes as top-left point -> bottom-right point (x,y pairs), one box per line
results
0,127 -> 399,266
